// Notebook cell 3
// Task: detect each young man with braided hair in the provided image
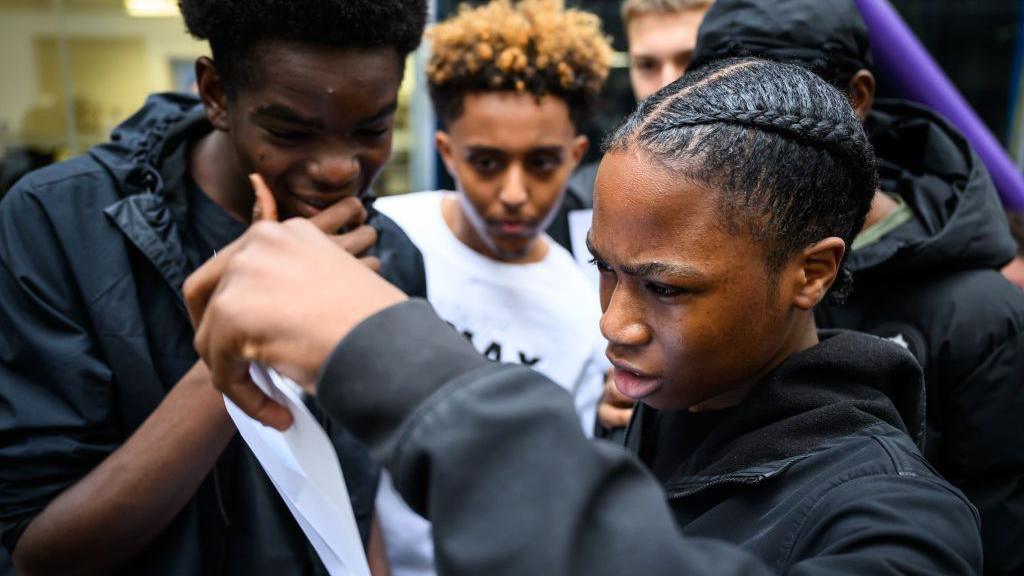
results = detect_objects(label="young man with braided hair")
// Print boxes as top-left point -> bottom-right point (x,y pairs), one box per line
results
0,1 -> 429,573
672,2 -> 1024,572
188,57 -> 982,575
371,2 -> 611,573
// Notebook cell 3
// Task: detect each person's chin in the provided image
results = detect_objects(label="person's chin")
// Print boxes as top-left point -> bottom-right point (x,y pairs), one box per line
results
491,240 -> 532,261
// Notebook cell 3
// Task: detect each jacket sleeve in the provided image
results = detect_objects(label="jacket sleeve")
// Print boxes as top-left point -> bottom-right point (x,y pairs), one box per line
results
942,331 -> 1024,575
367,210 -> 428,299
0,185 -> 121,554
317,299 -> 772,576
787,473 -> 982,575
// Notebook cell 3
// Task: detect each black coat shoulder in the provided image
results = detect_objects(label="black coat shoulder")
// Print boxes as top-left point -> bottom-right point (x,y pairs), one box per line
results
369,208 -> 427,299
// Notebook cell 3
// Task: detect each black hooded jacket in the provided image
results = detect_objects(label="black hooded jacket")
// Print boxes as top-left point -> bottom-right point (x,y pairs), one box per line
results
309,300 -> 982,574
0,93 -> 426,574
622,329 -> 978,573
815,99 -> 1024,574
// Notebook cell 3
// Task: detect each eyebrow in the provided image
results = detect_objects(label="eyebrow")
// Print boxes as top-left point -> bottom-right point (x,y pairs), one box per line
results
358,100 -> 399,126
586,234 -> 705,280
254,104 -> 323,128
631,48 -> 694,61
464,145 -> 565,155
254,100 -> 398,129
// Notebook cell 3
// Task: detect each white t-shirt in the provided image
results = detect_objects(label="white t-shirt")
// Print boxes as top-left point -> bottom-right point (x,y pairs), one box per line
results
373,191 -> 609,576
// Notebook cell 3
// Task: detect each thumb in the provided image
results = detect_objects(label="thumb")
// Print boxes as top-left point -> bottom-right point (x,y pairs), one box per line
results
250,173 -> 279,222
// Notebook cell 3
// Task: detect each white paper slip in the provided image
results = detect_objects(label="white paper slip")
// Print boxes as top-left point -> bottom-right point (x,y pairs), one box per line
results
224,364 -> 371,576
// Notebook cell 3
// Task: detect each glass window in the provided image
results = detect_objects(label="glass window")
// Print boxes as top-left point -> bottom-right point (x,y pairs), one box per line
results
0,0 -> 418,198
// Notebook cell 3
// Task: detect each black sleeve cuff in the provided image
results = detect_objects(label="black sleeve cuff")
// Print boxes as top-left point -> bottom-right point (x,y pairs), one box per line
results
317,298 -> 489,460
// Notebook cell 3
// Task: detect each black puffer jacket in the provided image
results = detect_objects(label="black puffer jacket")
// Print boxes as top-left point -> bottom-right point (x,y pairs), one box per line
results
0,93 -> 426,575
816,99 -> 1024,575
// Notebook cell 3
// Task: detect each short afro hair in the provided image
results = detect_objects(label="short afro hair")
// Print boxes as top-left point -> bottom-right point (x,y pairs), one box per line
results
427,0 -> 612,130
180,0 -> 427,94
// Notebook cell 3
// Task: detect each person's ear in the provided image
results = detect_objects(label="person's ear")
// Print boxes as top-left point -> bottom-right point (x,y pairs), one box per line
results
847,69 -> 876,121
568,135 -> 590,171
435,130 -> 457,180
196,56 -> 230,132
791,237 -> 846,310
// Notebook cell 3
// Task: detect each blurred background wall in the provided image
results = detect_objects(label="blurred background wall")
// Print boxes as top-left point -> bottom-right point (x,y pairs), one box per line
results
0,0 -> 1021,198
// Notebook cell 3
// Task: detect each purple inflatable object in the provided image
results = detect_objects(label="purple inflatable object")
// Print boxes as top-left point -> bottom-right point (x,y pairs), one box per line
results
855,0 -> 1024,212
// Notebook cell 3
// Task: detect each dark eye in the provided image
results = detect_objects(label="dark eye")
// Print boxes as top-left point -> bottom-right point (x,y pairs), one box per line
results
634,58 -> 659,72
470,155 -> 503,174
358,124 -> 392,139
588,257 -> 613,274
265,127 -> 311,142
528,154 -> 561,173
645,281 -> 686,298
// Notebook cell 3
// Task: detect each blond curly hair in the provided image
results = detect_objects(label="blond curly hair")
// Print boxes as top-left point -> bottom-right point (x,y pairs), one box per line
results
427,0 -> 613,128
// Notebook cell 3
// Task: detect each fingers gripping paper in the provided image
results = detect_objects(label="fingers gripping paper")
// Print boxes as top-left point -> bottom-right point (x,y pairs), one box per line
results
224,365 -> 371,576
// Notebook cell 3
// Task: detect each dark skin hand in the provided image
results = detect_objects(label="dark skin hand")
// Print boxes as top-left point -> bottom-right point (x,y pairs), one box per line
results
184,212 -> 407,430
13,175 -> 379,576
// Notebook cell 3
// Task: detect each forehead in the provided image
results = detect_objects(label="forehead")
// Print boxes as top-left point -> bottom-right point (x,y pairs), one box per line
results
239,40 -> 402,118
591,150 -> 746,269
447,92 -> 577,150
627,9 -> 707,56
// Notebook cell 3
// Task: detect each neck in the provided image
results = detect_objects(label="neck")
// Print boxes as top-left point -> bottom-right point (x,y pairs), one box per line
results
861,189 -> 899,231
188,130 -> 253,224
440,195 -> 548,264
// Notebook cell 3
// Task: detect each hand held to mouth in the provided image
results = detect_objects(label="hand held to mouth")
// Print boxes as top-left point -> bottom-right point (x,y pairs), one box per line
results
183,174 -> 407,430
252,173 -> 383,273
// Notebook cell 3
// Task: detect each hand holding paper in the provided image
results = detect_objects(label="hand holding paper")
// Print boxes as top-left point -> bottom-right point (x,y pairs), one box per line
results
183,174 -> 408,430
225,365 -> 370,576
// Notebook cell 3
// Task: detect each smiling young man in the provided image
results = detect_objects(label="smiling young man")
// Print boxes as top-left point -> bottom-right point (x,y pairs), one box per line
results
0,1 -> 427,574
371,1 -> 612,574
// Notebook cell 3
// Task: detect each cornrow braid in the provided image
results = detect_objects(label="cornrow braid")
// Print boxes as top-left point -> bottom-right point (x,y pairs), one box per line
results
663,107 -> 870,166
606,57 -> 878,303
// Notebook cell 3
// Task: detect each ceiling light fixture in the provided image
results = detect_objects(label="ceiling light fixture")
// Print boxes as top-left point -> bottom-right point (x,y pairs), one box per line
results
124,0 -> 178,18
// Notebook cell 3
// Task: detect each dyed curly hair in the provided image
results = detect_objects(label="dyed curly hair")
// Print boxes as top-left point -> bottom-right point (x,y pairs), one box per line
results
427,0 -> 613,130
179,0 -> 427,95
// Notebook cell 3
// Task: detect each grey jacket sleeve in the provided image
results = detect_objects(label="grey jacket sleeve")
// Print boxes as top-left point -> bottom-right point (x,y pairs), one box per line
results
318,299 -> 770,576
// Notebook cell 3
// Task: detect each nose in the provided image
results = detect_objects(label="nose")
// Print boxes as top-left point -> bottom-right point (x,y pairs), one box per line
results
498,165 -> 528,212
659,64 -> 685,93
600,283 -> 652,348
309,148 -> 359,189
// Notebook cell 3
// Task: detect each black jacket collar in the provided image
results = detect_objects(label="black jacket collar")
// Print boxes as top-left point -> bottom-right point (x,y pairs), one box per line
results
93,95 -> 211,308
627,330 -> 924,493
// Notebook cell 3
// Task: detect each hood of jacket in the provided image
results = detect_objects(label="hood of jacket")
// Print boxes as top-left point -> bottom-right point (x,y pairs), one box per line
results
88,92 -> 208,203
82,92 -> 427,302
852,99 -> 1017,277
629,330 -> 925,486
